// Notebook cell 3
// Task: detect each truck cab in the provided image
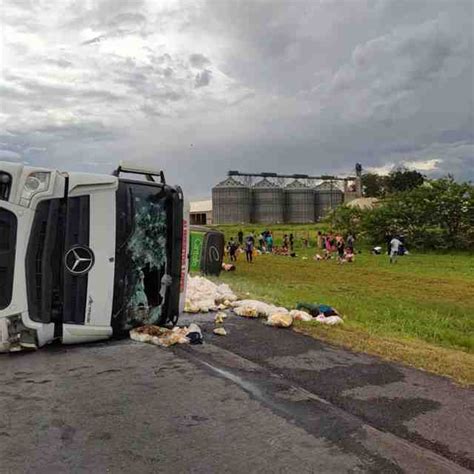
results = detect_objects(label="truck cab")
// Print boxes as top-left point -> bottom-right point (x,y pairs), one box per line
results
0,161 -> 188,352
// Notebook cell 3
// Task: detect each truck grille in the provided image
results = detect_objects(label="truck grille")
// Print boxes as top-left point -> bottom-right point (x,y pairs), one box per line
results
26,196 -> 90,325
0,208 -> 17,309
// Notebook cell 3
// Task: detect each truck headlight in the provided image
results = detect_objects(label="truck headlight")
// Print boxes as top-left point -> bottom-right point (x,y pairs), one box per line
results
20,172 -> 51,206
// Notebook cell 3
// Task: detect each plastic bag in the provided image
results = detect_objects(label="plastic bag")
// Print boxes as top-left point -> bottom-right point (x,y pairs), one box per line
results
233,300 -> 289,318
290,310 -> 313,322
315,315 -> 343,325
187,323 -> 204,344
213,327 -> 227,336
215,312 -> 227,324
234,306 -> 259,318
265,313 -> 293,328
130,325 -> 190,347
184,276 -> 237,313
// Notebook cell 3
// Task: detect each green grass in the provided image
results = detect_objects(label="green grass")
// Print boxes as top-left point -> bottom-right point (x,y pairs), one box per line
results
211,225 -> 474,384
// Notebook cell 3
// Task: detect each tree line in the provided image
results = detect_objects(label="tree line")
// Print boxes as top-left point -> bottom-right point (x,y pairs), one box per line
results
328,169 -> 473,250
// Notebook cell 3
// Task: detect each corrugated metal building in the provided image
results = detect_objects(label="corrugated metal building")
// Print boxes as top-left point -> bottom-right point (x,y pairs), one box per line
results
285,180 -> 315,223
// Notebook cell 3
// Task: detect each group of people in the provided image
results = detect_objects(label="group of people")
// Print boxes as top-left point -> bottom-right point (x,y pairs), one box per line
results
314,231 -> 355,264
227,229 -> 297,264
227,230 -> 267,264
226,228 -> 408,266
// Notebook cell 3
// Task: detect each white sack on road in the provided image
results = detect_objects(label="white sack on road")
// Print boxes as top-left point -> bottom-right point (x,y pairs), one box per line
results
265,313 -> 293,328
232,300 -> 289,318
130,325 -> 190,347
185,276 -> 237,313
289,310 -> 313,322
315,315 -> 344,325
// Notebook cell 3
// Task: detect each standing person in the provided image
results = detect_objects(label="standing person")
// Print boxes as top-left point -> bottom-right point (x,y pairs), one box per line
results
283,234 -> 289,251
386,234 -> 392,256
289,233 -> 294,251
317,231 -> 323,249
336,238 -> 345,263
389,236 -> 402,264
324,235 -> 331,255
245,236 -> 254,263
266,232 -> 273,253
347,234 -> 355,253
238,230 -> 244,246
258,233 -> 265,251
228,237 -> 238,262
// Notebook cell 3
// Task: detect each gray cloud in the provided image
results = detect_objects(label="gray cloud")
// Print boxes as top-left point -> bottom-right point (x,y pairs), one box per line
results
189,53 -> 211,68
0,0 -> 472,198
194,69 -> 212,88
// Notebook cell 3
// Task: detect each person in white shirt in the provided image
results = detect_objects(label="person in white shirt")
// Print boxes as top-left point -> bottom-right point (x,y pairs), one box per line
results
390,237 -> 402,263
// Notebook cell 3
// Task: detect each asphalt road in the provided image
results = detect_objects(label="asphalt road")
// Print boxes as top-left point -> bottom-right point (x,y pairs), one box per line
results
1,311 -> 472,473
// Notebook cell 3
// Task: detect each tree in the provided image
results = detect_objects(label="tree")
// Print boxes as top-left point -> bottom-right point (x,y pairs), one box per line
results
325,205 -> 366,236
362,173 -> 387,197
362,177 -> 473,250
386,167 -> 424,193
430,177 -> 473,242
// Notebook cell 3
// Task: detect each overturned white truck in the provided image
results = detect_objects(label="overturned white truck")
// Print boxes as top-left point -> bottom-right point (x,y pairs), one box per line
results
0,161 -> 189,352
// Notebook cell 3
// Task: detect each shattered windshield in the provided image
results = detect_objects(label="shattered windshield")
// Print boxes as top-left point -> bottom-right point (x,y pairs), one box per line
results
113,181 -> 171,331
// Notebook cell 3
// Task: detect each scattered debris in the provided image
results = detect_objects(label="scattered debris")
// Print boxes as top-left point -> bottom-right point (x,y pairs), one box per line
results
214,312 -> 227,324
130,325 -> 190,347
187,323 -> 204,344
130,322 -> 205,347
296,302 -> 340,317
184,276 -> 237,313
213,327 -> 227,336
315,315 -> 344,325
234,306 -> 259,318
265,313 -> 293,328
232,300 -> 288,318
222,263 -> 236,271
290,310 -> 313,322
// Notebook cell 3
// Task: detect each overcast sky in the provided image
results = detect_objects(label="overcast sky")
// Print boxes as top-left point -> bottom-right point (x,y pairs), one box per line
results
1,0 -> 473,198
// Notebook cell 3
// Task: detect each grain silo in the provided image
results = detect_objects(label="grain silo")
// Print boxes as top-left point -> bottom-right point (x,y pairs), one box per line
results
252,178 -> 284,224
314,181 -> 344,220
285,180 -> 315,223
212,177 -> 251,224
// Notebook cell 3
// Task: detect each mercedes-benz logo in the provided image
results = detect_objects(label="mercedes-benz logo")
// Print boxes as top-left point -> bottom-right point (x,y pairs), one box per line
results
65,245 -> 95,276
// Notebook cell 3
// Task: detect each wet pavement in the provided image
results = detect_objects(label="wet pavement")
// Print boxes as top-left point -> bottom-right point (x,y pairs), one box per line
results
0,311 -> 472,473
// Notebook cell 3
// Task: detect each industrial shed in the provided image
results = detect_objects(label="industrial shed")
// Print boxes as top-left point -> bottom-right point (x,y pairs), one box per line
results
190,200 -> 213,225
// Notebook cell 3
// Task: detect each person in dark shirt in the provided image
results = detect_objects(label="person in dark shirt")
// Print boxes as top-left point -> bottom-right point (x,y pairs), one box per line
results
245,237 -> 254,263
238,230 -> 244,245
228,238 -> 238,262
337,238 -> 345,263
347,234 -> 355,252
289,233 -> 294,251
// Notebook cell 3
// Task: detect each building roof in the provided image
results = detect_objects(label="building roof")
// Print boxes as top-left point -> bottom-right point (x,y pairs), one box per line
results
346,197 -> 379,209
314,181 -> 343,192
253,178 -> 279,188
285,179 -> 310,189
190,199 -> 212,213
214,177 -> 245,188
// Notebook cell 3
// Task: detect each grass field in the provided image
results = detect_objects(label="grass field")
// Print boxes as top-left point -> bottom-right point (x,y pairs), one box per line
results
212,225 -> 474,385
